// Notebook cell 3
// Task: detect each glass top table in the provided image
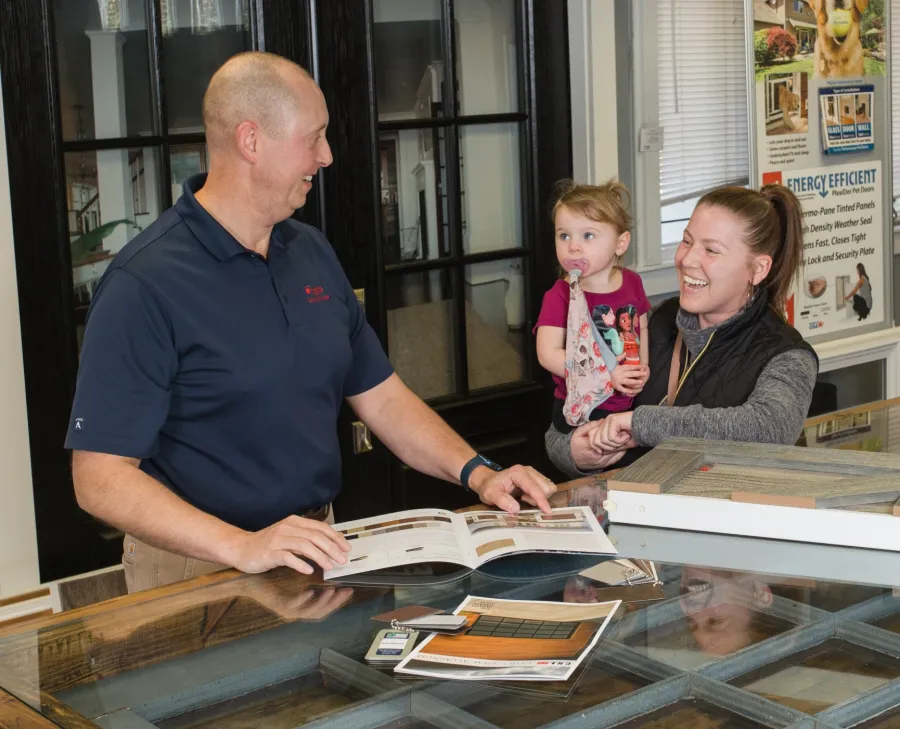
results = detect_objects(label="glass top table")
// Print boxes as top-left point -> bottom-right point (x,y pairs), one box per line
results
3,399 -> 900,728
797,396 -> 900,454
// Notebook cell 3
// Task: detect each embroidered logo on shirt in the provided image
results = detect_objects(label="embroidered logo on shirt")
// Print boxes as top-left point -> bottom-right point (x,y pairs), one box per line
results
305,285 -> 330,303
74,417 -> 84,431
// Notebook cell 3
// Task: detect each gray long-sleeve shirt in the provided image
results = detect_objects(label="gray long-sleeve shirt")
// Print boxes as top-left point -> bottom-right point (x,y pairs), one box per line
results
545,305 -> 818,478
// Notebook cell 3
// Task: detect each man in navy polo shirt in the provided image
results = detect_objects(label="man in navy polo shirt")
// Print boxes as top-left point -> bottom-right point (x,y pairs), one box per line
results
66,52 -> 555,593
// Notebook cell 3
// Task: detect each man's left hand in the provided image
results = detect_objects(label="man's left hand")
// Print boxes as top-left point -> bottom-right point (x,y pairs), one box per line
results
468,465 -> 556,514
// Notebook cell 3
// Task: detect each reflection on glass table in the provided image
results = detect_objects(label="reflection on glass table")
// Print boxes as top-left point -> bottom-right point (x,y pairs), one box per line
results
154,651 -> 378,729
798,397 -> 900,454
612,699 -> 768,729
423,656 -> 651,729
620,566 -> 797,671
733,639 -> 900,715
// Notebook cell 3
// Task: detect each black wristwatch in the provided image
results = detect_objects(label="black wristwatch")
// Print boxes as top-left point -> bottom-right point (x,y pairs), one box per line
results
460,454 -> 503,492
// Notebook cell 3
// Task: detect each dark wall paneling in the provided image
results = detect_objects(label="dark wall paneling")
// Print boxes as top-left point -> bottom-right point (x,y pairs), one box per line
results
396,387 -> 546,511
1,0 -> 114,580
259,0 -> 322,230
531,0 -> 573,304
258,0 -> 313,67
314,0 -> 378,289
529,0 -> 573,481
316,0 -> 393,522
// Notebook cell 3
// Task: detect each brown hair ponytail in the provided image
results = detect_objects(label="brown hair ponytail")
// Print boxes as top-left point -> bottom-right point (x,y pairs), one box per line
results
551,179 -> 633,236
697,184 -> 804,313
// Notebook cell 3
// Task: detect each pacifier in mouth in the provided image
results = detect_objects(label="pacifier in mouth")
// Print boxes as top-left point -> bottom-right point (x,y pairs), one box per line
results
563,258 -> 589,274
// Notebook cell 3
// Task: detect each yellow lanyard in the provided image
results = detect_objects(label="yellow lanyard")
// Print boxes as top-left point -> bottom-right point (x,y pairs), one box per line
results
660,331 -> 716,406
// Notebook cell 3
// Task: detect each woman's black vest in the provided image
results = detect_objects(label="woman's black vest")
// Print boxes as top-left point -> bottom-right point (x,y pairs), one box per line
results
634,291 -> 817,411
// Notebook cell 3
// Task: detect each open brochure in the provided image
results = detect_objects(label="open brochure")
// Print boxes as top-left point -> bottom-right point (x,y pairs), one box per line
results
580,558 -> 658,586
324,506 -> 617,581
394,595 -> 621,682
576,558 -> 665,604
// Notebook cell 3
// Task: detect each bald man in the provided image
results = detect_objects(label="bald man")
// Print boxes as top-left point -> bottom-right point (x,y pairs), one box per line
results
65,52 -> 555,593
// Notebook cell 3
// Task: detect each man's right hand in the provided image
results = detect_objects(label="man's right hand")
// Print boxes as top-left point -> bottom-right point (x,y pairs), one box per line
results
227,515 -> 351,575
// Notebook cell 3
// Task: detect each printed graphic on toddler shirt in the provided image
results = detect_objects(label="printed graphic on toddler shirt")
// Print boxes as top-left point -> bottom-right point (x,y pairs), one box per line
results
592,304 -> 641,367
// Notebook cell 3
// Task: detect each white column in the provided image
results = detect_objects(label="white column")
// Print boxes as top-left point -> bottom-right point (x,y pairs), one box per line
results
86,29 -> 134,254
456,1 -> 519,267
0,62 -> 40,598
568,0 -> 620,184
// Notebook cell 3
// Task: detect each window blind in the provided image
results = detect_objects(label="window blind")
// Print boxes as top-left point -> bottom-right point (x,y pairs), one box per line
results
892,0 -> 900,200
658,0 -> 750,205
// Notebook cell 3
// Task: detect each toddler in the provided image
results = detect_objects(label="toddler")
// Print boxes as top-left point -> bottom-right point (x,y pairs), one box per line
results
535,180 -> 650,434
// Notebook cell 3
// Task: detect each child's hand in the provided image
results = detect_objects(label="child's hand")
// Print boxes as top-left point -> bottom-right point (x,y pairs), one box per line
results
634,365 -> 650,391
590,413 -> 636,452
610,365 -> 646,396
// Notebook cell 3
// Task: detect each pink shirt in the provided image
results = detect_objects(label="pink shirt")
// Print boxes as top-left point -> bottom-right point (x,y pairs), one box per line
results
536,268 -> 651,412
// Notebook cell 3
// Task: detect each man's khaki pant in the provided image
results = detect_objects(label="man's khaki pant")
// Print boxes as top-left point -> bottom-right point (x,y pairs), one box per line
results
122,505 -> 334,593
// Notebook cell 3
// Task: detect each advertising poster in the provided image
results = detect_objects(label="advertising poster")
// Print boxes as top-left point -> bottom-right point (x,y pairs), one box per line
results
763,162 -> 882,336
751,0 -> 888,340
819,84 -> 875,154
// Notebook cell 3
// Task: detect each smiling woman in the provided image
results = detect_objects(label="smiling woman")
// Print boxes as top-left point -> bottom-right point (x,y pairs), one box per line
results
545,184 -> 820,478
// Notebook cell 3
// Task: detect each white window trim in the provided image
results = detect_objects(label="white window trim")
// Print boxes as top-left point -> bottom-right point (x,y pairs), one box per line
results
629,0 -> 688,298
567,0 -> 619,185
629,0 -> 753,298
631,0 -> 664,279
815,327 -> 900,399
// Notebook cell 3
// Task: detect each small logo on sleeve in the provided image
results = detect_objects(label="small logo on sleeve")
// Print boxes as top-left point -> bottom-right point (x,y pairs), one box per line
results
74,417 -> 84,431
305,285 -> 330,303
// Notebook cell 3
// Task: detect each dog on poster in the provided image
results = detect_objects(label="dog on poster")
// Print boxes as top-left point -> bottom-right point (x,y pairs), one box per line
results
808,0 -> 868,78
777,84 -> 801,131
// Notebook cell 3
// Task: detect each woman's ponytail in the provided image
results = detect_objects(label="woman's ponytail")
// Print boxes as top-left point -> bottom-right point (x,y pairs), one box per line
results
760,184 -> 804,313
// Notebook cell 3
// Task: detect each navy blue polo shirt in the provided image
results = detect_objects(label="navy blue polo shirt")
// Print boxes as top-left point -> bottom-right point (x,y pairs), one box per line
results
65,174 -> 394,531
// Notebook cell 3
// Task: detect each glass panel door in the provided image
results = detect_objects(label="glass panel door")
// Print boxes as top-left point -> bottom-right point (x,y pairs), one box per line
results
372,0 -> 532,401
53,0 -> 252,349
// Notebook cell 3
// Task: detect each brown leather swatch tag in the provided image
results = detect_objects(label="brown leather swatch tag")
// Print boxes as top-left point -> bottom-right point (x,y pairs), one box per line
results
370,605 -> 443,624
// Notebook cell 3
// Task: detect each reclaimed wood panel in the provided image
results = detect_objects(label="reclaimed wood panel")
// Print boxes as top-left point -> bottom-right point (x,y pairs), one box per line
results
610,440 -> 900,519
657,438 -> 900,471
607,450 -> 704,494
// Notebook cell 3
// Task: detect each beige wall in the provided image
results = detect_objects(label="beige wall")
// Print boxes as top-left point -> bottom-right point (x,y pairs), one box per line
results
0,64 -> 41,597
